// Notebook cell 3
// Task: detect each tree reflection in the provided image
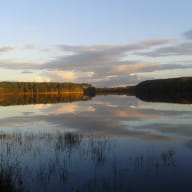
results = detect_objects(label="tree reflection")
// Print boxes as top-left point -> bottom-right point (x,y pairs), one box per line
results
0,93 -> 91,106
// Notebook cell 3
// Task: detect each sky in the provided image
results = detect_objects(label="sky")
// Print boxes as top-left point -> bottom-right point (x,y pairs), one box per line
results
0,0 -> 192,86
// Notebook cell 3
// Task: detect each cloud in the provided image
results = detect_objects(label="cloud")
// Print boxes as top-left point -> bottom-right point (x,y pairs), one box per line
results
0,60 -> 41,70
24,43 -> 36,49
41,70 -> 95,82
19,76 -> 51,82
0,38 -> 187,86
55,71 -> 78,81
58,39 -> 177,53
0,46 -> 16,54
21,70 -> 34,74
111,62 -> 190,76
134,42 -> 192,57
0,39 -> 177,71
183,29 -> 192,39
112,62 -> 158,74
45,71 -> 78,81
35,39 -> 177,84
136,67 -> 192,80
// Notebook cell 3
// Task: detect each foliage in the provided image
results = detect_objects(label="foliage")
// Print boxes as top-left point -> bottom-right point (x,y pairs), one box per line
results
0,82 -> 91,94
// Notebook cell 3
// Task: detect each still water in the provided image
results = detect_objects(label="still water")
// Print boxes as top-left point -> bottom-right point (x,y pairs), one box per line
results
0,95 -> 192,191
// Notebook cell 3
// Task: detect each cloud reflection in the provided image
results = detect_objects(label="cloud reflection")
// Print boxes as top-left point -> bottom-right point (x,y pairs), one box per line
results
0,95 -> 192,142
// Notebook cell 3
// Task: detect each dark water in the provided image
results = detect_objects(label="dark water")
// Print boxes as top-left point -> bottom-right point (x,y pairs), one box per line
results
0,95 -> 192,191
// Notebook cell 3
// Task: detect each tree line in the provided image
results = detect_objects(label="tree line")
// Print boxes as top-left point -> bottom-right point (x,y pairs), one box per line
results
0,82 -> 91,94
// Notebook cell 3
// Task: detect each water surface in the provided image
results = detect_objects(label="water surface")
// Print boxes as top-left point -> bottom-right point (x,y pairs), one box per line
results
0,95 -> 192,191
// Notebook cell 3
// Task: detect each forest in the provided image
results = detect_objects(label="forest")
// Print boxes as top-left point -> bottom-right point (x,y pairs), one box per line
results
0,82 -> 91,95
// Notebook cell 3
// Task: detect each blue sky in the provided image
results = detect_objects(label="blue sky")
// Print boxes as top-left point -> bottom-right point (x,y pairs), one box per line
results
0,0 -> 192,86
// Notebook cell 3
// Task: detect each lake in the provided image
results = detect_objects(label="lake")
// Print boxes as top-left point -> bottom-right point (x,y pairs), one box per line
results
0,94 -> 192,192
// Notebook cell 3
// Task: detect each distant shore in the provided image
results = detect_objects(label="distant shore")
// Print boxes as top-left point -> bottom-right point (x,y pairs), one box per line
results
84,77 -> 192,104
134,77 -> 192,104
0,77 -> 192,104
